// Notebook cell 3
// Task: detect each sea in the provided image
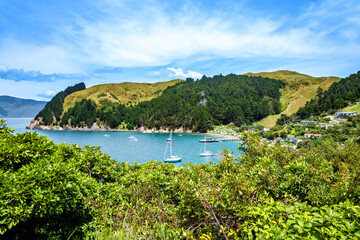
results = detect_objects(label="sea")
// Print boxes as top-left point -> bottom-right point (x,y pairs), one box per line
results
3,118 -> 242,167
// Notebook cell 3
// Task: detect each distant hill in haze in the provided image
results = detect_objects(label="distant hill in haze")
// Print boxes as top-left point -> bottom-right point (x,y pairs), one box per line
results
245,70 -> 341,128
0,96 -> 47,118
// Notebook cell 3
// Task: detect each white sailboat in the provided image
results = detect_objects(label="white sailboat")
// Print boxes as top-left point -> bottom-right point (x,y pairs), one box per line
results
164,131 -> 182,162
200,136 -> 214,157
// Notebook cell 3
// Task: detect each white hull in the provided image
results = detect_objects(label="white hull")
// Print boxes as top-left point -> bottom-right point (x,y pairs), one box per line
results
200,136 -> 214,157
200,151 -> 213,157
164,156 -> 182,162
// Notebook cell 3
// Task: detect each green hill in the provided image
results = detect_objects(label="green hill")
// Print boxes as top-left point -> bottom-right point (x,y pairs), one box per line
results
58,74 -> 285,131
63,79 -> 183,113
245,70 -> 341,128
296,71 -> 360,118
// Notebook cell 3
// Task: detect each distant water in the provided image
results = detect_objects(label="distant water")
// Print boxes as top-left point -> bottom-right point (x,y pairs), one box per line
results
3,118 -> 242,166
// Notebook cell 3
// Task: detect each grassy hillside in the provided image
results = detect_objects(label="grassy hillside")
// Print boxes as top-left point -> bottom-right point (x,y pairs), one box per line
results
342,104 -> 360,112
245,70 -> 340,128
63,79 -> 183,112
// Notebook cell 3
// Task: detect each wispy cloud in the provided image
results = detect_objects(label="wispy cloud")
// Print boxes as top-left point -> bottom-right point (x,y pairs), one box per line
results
37,90 -> 56,99
0,68 -> 84,82
166,68 -> 203,80
0,39 -> 80,74
52,0 -> 359,77
0,0 -> 359,82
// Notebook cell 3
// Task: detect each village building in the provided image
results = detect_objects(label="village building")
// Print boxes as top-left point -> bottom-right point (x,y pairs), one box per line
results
299,120 -> 317,125
335,111 -> 358,118
286,137 -> 303,145
333,120 -> 346,125
318,123 -> 334,129
304,133 -> 322,138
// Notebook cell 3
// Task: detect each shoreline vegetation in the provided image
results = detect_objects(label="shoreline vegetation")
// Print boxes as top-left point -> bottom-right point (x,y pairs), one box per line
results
1,120 -> 359,239
26,119 -> 238,139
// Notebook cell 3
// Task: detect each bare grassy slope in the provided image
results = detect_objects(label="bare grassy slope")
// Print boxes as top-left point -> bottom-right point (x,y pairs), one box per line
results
63,79 -> 183,112
245,70 -> 340,128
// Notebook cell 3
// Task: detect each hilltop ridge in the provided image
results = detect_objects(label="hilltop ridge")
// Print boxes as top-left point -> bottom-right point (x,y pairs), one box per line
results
63,79 -> 183,113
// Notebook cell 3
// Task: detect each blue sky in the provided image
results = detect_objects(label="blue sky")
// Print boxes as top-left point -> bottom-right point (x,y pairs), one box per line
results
0,0 -> 360,100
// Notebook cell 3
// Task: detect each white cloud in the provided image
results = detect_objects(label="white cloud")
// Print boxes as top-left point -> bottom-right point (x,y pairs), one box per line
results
0,0 -> 359,77
0,39 -> 80,74
65,0 -> 360,71
43,90 -> 56,97
166,68 -> 203,80
76,16 -> 317,67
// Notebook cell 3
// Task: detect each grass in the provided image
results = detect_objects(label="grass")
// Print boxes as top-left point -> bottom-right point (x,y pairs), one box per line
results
342,104 -> 360,112
245,70 -> 341,128
213,124 -> 238,134
63,79 -> 183,113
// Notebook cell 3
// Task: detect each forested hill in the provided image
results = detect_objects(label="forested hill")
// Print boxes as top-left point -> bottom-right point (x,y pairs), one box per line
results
35,83 -> 85,125
134,74 -> 285,131
36,74 -> 285,132
296,71 -> 360,118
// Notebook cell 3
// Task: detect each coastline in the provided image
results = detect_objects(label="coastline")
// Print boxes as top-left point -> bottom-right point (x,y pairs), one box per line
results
25,119 -> 240,138
27,119 -> 197,134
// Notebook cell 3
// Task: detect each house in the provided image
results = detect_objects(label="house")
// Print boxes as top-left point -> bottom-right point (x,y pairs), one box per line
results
335,111 -> 358,118
286,137 -> 303,145
299,120 -> 317,125
333,120 -> 345,125
304,133 -> 322,138
318,123 -> 334,129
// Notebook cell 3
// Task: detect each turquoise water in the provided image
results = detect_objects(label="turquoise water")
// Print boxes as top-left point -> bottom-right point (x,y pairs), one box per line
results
3,118 -> 242,166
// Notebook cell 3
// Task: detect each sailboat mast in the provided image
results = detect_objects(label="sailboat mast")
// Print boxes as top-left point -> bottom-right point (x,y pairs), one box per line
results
170,131 -> 173,156
204,136 -> 206,152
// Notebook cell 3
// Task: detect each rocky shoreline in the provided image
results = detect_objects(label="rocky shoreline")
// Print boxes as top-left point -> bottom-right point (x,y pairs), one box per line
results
26,119 -> 194,133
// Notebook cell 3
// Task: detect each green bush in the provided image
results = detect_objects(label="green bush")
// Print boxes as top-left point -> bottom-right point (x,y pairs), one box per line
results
1,121 -> 359,239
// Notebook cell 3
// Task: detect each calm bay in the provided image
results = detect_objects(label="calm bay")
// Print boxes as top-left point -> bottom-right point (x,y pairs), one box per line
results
4,118 -> 242,166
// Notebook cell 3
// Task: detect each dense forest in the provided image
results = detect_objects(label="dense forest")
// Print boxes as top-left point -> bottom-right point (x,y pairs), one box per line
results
35,83 -> 85,125
54,74 -> 285,131
1,120 -> 359,239
296,71 -> 360,118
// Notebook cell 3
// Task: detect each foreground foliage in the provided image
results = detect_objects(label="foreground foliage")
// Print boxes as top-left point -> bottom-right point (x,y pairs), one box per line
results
0,120 -> 359,239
